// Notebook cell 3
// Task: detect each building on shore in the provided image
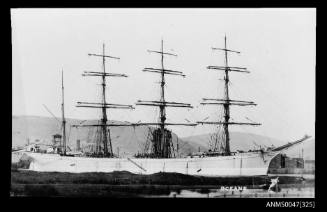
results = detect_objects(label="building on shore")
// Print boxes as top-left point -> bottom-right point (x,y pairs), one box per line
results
268,154 -> 314,174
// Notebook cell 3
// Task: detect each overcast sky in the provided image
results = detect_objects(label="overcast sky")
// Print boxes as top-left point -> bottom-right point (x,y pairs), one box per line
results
12,8 -> 315,141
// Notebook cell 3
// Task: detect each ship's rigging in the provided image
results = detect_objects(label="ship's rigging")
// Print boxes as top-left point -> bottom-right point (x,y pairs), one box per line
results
71,41 -> 196,158
134,40 -> 196,158
72,43 -> 135,157
197,36 -> 261,156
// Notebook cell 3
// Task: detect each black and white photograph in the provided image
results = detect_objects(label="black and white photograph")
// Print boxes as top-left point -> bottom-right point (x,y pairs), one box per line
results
11,8 -> 315,198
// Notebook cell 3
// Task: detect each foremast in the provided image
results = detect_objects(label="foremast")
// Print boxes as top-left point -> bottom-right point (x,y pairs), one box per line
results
135,40 -> 196,158
198,36 -> 261,156
74,43 -> 134,157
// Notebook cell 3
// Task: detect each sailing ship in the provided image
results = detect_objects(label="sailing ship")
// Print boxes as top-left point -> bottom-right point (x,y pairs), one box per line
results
22,37 -> 311,176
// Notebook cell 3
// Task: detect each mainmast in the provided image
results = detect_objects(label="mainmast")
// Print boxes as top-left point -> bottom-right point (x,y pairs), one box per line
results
223,36 -> 231,155
159,40 -> 166,158
61,69 -> 67,155
198,36 -> 261,155
100,43 -> 110,155
74,43 -> 134,157
135,40 -> 196,158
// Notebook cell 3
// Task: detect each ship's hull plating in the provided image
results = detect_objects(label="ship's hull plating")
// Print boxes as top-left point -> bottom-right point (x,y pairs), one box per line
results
23,151 -> 280,176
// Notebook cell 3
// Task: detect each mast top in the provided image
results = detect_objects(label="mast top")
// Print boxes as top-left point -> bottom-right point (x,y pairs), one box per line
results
212,35 -> 241,55
88,44 -> 120,60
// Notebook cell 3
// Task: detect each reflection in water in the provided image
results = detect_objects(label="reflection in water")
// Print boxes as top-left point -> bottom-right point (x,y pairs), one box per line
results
148,186 -> 314,198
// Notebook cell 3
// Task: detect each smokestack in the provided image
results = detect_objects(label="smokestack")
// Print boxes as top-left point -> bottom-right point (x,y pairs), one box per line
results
76,140 -> 81,151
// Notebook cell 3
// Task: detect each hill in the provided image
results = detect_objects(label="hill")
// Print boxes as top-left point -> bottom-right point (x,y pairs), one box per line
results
181,132 -> 315,160
12,115 -> 314,159
12,115 -> 196,157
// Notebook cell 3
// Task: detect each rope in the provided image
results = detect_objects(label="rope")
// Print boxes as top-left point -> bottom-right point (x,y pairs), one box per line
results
228,79 -> 274,146
232,71 -> 295,140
